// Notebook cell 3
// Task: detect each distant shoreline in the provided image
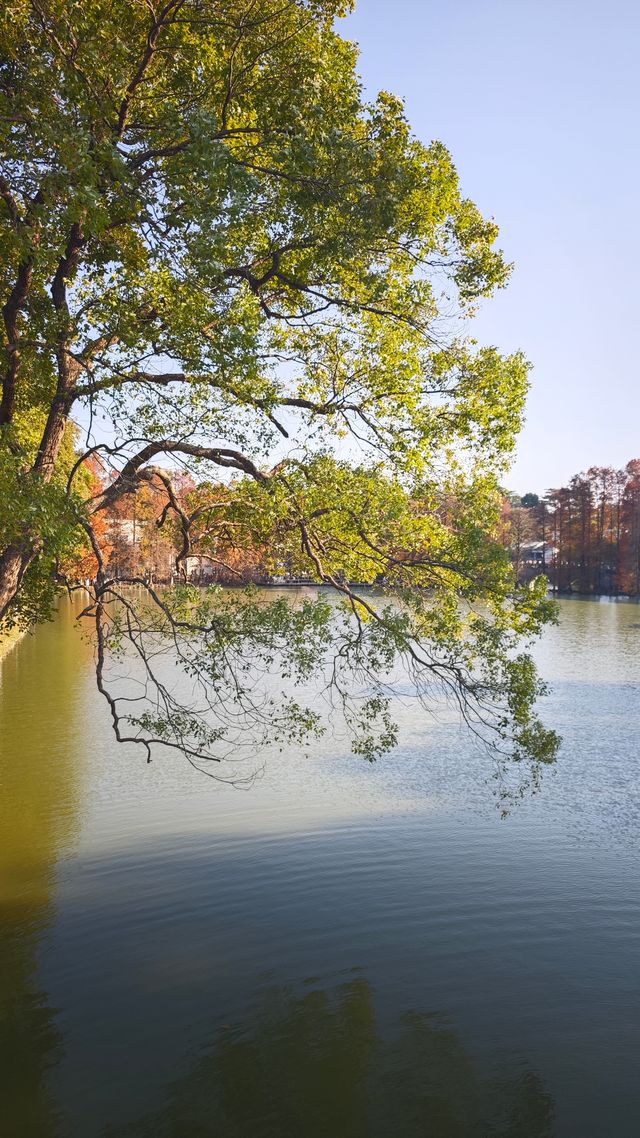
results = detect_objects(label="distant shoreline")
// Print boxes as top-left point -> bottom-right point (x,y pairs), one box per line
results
101,578 -> 640,602
549,590 -> 640,603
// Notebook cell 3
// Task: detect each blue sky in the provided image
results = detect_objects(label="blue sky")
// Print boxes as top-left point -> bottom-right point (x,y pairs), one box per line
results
343,0 -> 640,494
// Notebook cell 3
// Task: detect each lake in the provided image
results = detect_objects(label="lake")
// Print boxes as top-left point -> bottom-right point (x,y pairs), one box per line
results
1,595 -> 640,1137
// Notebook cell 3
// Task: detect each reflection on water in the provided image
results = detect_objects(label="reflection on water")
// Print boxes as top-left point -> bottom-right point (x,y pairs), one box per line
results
0,599 -> 92,1137
1,596 -> 640,1137
0,909 -> 61,1138
111,978 -> 553,1138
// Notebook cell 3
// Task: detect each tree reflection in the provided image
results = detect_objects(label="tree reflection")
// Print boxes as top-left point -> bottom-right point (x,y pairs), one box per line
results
112,978 -> 554,1138
0,599 -> 90,1137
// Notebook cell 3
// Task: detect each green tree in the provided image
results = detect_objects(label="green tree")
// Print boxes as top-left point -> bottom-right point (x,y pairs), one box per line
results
0,0 -> 558,791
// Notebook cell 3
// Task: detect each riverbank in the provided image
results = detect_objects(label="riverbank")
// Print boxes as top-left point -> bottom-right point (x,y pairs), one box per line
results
0,625 -> 25,664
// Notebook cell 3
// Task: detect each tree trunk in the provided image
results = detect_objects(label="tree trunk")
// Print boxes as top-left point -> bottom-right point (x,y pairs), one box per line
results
0,399 -> 72,624
0,543 -> 36,623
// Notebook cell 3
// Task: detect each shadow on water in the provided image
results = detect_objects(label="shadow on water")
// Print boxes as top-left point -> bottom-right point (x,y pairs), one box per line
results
107,977 -> 554,1138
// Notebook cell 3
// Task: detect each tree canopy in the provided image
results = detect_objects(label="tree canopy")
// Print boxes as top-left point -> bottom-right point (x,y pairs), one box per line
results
0,0 -> 559,798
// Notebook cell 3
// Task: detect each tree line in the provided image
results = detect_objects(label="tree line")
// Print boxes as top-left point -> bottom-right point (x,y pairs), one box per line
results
61,456 -> 271,588
66,456 -> 640,600
503,461 -> 640,596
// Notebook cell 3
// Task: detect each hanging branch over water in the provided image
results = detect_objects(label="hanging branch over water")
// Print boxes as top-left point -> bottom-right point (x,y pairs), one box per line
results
1,0 -> 559,800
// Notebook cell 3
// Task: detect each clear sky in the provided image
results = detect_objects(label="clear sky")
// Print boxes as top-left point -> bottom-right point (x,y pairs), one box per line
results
343,0 -> 640,494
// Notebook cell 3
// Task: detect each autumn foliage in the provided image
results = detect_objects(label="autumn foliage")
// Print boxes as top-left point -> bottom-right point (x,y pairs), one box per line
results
504,461 -> 640,595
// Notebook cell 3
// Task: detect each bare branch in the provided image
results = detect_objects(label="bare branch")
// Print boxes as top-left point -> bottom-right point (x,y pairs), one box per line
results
90,439 -> 269,515
116,0 -> 187,136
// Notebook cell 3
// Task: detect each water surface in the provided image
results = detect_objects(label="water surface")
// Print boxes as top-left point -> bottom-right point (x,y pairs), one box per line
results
1,596 -> 639,1137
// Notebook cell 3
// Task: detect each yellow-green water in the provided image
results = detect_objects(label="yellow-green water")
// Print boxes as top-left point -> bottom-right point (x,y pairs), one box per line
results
1,596 -> 640,1136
